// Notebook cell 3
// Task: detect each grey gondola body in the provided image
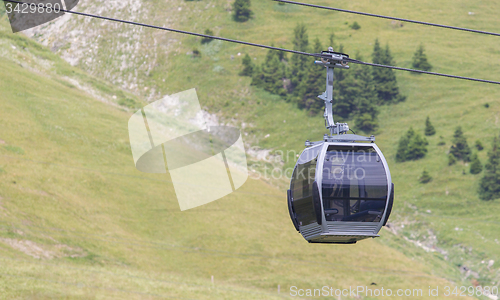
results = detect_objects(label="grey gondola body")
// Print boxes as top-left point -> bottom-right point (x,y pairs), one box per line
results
288,140 -> 394,244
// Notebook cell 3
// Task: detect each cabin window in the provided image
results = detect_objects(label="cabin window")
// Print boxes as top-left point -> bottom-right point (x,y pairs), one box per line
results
290,146 -> 320,226
322,145 -> 387,222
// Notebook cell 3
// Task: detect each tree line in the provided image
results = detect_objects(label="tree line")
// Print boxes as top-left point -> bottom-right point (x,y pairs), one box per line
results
238,24 -> 416,132
395,116 -> 500,201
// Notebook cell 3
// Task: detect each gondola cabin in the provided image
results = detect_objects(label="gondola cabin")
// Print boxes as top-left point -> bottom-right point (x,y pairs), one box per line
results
288,138 -> 394,244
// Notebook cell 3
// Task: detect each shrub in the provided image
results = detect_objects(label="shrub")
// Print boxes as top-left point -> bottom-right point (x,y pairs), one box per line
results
201,29 -> 214,44
192,48 -> 201,58
419,170 -> 432,183
233,0 -> 253,22
350,22 -> 361,30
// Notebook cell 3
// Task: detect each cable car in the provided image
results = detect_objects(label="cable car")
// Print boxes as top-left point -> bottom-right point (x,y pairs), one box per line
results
287,49 -> 394,244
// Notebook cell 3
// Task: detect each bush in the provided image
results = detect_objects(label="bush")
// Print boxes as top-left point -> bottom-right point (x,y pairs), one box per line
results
350,22 -> 361,30
419,170 -> 432,183
201,29 -> 214,44
438,136 -> 445,146
192,48 -> 201,58
233,0 -> 253,22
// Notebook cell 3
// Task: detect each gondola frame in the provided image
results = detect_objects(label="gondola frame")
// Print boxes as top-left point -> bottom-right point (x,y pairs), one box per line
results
289,141 -> 393,244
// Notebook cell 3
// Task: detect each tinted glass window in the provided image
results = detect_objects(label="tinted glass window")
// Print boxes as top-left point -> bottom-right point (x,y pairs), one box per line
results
322,145 -> 387,222
290,147 -> 319,226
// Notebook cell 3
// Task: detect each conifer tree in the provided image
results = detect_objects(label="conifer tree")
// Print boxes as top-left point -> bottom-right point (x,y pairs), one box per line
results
371,39 -> 406,104
396,127 -> 414,162
412,44 -> 432,71
287,23 -> 310,103
396,127 -> 428,162
478,137 -> 500,200
470,152 -> 483,174
239,54 -> 254,76
407,132 -> 428,160
424,116 -> 436,136
250,65 -> 262,86
297,38 -> 325,114
419,170 -> 432,183
232,0 -> 253,22
352,55 -> 379,132
449,126 -> 471,162
251,48 -> 286,96
333,65 -> 357,119
350,21 -> 361,30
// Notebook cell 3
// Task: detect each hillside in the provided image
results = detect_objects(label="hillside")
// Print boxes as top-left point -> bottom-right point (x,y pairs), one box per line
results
0,17 -> 482,299
1,0 -> 500,298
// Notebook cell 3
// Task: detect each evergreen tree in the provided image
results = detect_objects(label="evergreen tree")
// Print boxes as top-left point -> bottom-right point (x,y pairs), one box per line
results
412,44 -> 432,71
449,126 -> 471,162
287,23 -> 310,103
352,56 -> 379,132
396,127 -> 414,162
419,170 -> 432,183
478,137 -> 500,200
395,127 -> 428,162
424,116 -> 436,136
250,65 -> 262,86
470,152 -> 483,174
350,21 -> 361,30
333,67 -> 357,118
296,38 -> 325,114
407,132 -> 428,160
239,54 -> 254,76
371,39 -> 406,104
232,0 -> 253,22
251,48 -> 286,96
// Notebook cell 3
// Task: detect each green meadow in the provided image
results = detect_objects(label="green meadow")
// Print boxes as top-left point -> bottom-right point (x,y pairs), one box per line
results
1,0 -> 500,298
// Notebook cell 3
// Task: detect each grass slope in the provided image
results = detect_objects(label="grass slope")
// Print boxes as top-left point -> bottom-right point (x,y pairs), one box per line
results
0,14 -> 484,300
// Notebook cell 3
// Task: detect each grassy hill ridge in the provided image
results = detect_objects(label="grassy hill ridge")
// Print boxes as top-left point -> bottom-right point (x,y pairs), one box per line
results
1,0 -> 500,298
0,11 -> 490,299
